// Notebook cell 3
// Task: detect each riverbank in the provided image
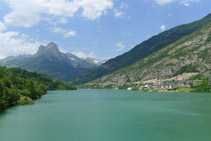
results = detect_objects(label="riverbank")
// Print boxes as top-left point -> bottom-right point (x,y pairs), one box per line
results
0,67 -> 76,113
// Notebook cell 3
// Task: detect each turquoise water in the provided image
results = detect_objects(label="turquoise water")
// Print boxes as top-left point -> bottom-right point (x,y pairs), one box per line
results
0,89 -> 211,141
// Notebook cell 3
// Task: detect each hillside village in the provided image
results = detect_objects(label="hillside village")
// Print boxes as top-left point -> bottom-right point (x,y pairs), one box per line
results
139,79 -> 197,92
137,74 -> 211,92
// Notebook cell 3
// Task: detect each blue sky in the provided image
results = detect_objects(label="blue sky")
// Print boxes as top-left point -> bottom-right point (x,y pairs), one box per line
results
0,0 -> 210,60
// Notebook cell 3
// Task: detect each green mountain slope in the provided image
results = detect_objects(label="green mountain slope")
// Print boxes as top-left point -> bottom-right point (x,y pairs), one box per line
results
0,66 -> 76,113
74,14 -> 211,84
86,22 -> 211,88
0,42 -> 101,82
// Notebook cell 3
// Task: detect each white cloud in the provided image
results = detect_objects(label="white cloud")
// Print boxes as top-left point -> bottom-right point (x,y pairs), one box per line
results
121,31 -> 133,36
180,0 -> 200,6
64,31 -> 77,38
0,21 -> 7,32
114,9 -> 124,17
114,42 -> 126,51
154,0 -> 176,5
154,0 -> 200,6
51,27 -> 77,38
160,25 -> 166,31
120,2 -> 129,9
79,0 -> 113,20
58,17 -> 68,24
0,31 -> 40,57
72,51 -> 95,59
51,27 -> 65,33
3,0 -> 113,27
4,12 -> 41,27
0,54 -> 6,59
114,2 -> 128,18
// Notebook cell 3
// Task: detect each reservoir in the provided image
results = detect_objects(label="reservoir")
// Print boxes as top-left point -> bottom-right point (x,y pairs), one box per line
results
0,89 -> 211,141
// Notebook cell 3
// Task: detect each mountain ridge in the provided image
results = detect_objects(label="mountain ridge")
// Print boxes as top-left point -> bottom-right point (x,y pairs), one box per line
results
0,42 -> 102,82
85,22 -> 211,88
74,13 -> 211,84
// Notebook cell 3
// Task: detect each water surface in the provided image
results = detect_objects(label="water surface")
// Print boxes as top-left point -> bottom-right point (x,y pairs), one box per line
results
0,89 -> 211,141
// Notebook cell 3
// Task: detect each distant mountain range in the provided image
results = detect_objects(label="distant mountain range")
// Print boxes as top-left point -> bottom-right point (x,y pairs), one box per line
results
74,13 -> 211,86
1,14 -> 210,86
0,42 -> 103,82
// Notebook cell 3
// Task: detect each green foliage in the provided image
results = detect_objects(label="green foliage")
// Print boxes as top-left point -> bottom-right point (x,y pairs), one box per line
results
192,77 -> 211,92
174,64 -> 199,76
167,87 -> 192,92
18,96 -> 34,105
118,84 -> 140,90
206,31 -> 211,42
0,66 -> 76,113
190,74 -> 204,80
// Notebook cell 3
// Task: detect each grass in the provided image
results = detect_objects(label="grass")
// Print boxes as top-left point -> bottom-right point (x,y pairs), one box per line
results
168,87 -> 192,92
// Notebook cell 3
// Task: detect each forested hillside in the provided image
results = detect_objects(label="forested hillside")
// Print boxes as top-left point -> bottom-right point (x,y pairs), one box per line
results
0,66 -> 76,113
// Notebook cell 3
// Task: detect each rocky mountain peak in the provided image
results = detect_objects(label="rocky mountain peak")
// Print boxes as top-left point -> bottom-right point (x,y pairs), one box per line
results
36,45 -> 46,56
36,42 -> 60,56
0,41 -> 101,82
46,42 -> 59,50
